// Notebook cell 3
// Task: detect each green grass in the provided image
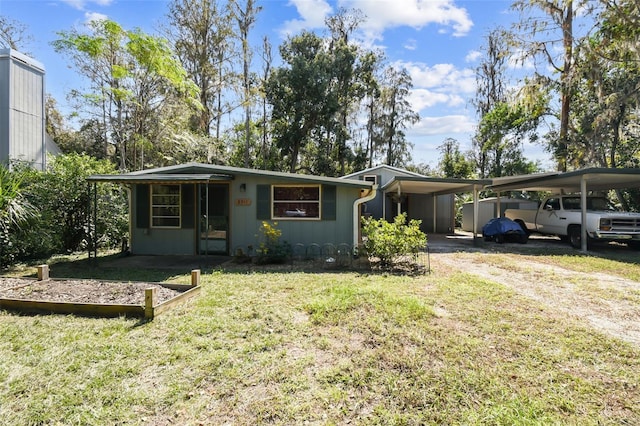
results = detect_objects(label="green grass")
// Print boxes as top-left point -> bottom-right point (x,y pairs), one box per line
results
0,255 -> 639,425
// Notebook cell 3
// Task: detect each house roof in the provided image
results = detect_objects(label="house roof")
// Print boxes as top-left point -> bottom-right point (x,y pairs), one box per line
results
88,162 -> 373,189
341,164 -> 426,179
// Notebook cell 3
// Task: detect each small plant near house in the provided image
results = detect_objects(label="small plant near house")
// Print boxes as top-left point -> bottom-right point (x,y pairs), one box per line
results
361,213 -> 427,271
255,221 -> 291,264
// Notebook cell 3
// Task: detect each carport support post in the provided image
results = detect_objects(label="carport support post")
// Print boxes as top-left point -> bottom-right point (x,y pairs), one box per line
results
581,177 -> 588,252
496,192 -> 502,218
473,186 -> 479,244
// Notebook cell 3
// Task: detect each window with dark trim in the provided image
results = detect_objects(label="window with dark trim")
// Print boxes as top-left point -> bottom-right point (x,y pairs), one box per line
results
272,185 -> 320,219
151,184 -> 181,227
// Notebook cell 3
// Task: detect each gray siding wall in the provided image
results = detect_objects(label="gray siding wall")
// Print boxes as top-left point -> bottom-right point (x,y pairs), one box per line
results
229,176 -> 358,253
128,178 -> 361,255
130,183 -> 197,255
0,50 -> 45,169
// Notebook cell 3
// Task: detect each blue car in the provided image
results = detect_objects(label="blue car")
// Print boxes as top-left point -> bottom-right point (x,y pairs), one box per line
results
482,217 -> 528,244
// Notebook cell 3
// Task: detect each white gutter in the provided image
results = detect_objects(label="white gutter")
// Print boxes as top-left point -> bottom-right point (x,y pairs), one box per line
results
353,184 -> 378,247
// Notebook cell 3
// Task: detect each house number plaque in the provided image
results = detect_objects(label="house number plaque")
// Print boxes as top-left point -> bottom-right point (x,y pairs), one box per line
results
235,198 -> 252,206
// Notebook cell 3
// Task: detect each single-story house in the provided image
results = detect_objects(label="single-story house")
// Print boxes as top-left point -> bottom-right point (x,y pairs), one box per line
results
88,163 -> 376,256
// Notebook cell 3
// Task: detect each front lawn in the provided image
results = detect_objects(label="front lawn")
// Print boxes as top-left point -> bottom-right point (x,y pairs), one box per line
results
0,255 -> 638,425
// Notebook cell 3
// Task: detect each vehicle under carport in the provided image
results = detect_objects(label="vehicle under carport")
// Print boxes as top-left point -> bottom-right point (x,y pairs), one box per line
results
487,168 -> 640,252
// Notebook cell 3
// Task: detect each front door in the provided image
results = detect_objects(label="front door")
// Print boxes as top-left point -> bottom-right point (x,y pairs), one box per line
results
199,183 -> 229,254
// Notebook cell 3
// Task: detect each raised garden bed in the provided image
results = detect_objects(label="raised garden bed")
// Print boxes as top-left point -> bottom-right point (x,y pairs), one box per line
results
0,266 -> 201,320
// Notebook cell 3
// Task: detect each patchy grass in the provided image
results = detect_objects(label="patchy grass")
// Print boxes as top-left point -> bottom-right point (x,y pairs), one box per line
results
0,255 -> 639,424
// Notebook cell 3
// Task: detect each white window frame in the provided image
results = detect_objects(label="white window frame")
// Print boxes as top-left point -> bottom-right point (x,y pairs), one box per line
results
151,184 -> 181,228
272,184 -> 321,220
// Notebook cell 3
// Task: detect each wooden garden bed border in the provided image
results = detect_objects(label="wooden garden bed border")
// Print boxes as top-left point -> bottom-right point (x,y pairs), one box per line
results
0,266 -> 202,320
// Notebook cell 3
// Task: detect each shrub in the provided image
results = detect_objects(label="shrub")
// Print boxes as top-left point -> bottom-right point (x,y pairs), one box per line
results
255,221 -> 291,264
361,213 -> 427,269
25,154 -> 128,253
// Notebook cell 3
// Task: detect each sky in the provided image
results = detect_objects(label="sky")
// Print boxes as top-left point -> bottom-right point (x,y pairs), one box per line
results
0,0 -> 554,170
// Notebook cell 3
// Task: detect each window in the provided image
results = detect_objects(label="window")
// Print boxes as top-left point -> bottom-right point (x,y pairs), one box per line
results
272,185 -> 320,219
151,184 -> 181,227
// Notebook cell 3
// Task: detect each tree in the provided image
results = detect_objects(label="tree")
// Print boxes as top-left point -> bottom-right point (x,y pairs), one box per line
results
476,101 -> 540,177
473,28 -> 509,178
437,138 -> 475,178
376,66 -> 419,168
510,0 -> 593,172
325,8 -> 366,175
266,31 -> 337,173
53,19 -> 200,171
165,0 -> 234,152
0,15 -> 32,52
231,0 -> 261,168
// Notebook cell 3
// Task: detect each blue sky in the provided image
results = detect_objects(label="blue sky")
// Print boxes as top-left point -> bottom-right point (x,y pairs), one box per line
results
0,0 -> 552,169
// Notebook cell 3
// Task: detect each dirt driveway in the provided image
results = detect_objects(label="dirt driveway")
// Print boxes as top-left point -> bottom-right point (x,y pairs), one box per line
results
428,233 -> 640,347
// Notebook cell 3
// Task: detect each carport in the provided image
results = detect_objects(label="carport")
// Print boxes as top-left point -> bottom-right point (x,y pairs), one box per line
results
381,176 -> 491,238
487,168 -> 640,252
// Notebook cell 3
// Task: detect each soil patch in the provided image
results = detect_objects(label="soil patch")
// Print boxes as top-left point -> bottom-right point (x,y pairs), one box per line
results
0,278 -> 182,305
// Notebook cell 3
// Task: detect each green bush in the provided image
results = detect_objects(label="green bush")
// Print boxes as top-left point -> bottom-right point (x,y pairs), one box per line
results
24,154 -> 128,253
361,213 -> 427,268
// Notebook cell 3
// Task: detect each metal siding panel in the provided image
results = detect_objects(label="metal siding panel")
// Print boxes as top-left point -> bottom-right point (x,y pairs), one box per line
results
5,56 -> 44,168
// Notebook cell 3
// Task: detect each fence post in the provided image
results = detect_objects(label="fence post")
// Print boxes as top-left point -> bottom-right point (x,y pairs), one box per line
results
191,269 -> 201,287
37,265 -> 49,281
145,287 -> 157,320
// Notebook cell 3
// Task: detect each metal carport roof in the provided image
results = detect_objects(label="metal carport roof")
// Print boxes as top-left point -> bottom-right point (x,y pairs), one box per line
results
488,168 -> 640,193
381,176 -> 491,195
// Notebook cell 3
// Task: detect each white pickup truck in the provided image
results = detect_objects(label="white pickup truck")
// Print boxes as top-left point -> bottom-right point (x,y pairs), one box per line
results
504,195 -> 640,248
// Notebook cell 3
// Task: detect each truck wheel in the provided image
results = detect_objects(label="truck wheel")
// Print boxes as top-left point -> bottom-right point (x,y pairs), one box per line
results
568,226 -> 582,249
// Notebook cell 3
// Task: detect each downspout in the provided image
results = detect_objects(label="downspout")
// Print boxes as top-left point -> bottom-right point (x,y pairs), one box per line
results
353,184 -> 378,247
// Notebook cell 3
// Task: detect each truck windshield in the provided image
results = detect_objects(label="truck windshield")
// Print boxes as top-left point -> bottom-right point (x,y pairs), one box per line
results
562,197 -> 618,211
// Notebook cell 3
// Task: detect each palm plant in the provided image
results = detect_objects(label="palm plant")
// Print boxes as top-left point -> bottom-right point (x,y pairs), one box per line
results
0,165 -> 37,268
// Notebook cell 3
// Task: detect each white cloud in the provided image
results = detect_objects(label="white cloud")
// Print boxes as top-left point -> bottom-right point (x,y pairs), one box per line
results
409,89 -> 464,110
404,38 -> 417,51
280,0 -> 473,43
399,61 -> 476,94
412,115 -> 476,136
84,12 -> 108,25
280,0 -> 333,36
465,50 -> 481,63
341,0 -> 473,38
62,0 -> 113,10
